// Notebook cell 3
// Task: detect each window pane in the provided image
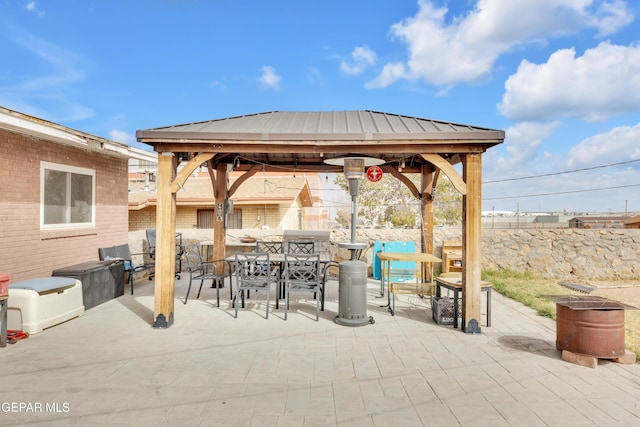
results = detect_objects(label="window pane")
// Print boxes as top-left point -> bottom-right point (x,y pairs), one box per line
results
42,163 -> 95,228
228,210 -> 242,229
44,169 -> 67,225
70,173 -> 93,223
197,210 -> 214,229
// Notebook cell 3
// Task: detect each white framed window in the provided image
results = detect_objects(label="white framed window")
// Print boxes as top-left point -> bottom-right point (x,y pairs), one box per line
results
41,161 -> 95,229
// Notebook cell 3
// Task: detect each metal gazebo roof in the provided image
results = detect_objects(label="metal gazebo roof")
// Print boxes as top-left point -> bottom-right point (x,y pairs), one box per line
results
136,110 -> 504,172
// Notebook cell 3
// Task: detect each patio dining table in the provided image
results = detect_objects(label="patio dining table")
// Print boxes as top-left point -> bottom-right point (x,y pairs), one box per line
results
225,252 -> 333,305
224,252 -> 331,265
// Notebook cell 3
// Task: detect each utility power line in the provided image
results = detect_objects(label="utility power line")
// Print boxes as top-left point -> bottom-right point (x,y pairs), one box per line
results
484,159 -> 640,184
483,183 -> 640,201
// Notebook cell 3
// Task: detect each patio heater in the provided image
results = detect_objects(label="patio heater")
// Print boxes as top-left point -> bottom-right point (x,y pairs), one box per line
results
325,156 -> 384,327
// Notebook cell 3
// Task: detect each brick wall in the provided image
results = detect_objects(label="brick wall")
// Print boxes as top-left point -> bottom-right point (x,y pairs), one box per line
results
129,207 -> 156,231
0,129 -> 129,282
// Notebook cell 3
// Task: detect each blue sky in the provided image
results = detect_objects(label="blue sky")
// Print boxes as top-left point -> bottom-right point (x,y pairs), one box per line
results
1,0 -> 639,214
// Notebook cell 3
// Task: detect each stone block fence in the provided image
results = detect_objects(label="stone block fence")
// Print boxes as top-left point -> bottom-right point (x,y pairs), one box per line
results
129,227 -> 640,280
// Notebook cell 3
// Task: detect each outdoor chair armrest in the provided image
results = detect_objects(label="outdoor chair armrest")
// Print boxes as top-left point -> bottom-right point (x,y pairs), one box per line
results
206,259 -> 233,277
320,261 -> 340,311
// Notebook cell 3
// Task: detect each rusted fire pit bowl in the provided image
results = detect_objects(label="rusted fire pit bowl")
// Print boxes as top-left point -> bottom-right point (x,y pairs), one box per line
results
555,301 -> 626,358
542,295 -> 638,359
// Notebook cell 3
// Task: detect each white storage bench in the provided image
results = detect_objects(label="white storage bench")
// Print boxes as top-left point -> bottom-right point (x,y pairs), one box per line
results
7,277 -> 85,334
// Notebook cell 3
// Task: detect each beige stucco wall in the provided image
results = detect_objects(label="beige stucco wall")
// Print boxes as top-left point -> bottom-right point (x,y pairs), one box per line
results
0,129 -> 129,282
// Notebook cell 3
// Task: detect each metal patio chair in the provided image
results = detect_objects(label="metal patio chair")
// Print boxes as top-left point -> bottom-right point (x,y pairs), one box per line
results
283,253 -> 322,320
146,228 -> 184,280
183,244 -> 231,307
233,253 -> 279,319
98,244 -> 154,295
287,240 -> 315,254
256,240 -> 283,254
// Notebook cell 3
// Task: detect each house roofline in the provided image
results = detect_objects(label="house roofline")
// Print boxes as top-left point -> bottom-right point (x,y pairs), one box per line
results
0,106 -> 155,162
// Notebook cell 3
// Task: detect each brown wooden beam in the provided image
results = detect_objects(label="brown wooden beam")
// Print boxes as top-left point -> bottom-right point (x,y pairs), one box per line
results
420,153 -> 467,195
170,152 -> 215,193
231,164 -> 346,173
381,166 -> 421,199
153,152 -> 178,328
462,153 -> 483,333
421,166 -> 435,280
212,163 -> 228,275
207,160 -> 217,198
227,164 -> 262,197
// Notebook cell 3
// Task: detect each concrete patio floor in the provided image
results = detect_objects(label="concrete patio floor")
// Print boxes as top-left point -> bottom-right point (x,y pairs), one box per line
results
1,275 -> 640,426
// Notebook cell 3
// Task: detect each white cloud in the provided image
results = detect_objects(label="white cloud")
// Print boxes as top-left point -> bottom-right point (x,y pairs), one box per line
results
484,119 -> 640,212
25,1 -> 45,17
109,129 -> 134,145
258,65 -> 281,90
589,0 -> 634,37
498,42 -> 640,122
567,122 -> 640,167
487,121 -> 561,173
369,0 -> 633,88
340,46 -> 377,76
365,62 -> 406,89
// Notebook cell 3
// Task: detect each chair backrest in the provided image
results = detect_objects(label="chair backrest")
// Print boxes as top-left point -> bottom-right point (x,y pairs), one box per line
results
184,244 -> 204,270
147,229 -> 184,259
287,240 -> 315,254
284,253 -> 320,284
113,244 -> 133,261
146,229 -> 157,247
98,246 -> 116,261
235,253 -> 271,283
99,244 -> 135,271
256,240 -> 283,254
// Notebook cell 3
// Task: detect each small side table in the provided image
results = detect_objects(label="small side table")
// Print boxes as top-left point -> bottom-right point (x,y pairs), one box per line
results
0,296 -> 8,348
435,276 -> 492,329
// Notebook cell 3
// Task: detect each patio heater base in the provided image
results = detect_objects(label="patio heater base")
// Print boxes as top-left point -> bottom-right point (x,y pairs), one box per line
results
335,259 -> 374,327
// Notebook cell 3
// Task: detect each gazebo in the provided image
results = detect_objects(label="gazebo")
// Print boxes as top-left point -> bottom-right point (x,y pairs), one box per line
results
136,111 -> 504,332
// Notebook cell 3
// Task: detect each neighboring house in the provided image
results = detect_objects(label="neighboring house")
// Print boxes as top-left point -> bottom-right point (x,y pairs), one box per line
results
625,215 -> 640,229
0,106 -> 155,281
128,171 -> 327,231
568,216 -> 627,229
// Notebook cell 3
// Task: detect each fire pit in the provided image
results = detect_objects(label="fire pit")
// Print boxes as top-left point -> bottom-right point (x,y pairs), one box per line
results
543,295 -> 637,367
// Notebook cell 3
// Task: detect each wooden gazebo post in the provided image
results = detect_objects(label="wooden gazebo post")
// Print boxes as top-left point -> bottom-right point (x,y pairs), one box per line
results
462,153 -> 483,333
153,152 -> 178,327
153,153 -> 216,327
211,162 -> 228,268
421,165 -> 435,277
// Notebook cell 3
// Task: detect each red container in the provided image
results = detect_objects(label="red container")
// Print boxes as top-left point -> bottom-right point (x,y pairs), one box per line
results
0,273 -> 9,297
